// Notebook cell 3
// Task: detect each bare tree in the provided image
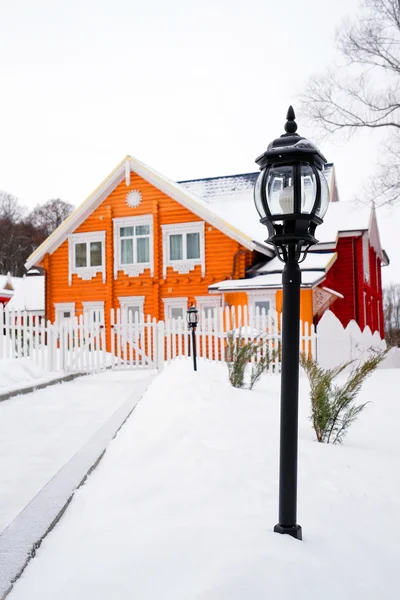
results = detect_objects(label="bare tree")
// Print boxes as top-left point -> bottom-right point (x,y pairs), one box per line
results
0,190 -> 25,222
0,191 -> 29,276
301,0 -> 400,205
29,198 -> 74,237
383,283 -> 400,345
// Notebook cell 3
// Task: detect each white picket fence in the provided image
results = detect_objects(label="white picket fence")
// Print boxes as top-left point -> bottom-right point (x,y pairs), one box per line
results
4,305 -> 393,376
0,305 -> 317,375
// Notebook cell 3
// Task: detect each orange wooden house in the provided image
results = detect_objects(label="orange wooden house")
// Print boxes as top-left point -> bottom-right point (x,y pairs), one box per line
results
25,156 -> 387,336
25,157 -> 272,328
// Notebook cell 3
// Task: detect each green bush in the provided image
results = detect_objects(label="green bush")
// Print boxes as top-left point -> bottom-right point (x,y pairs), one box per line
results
225,328 -> 276,390
300,350 -> 387,444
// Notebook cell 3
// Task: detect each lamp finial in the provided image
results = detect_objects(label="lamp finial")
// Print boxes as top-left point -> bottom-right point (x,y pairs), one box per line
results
284,106 -> 297,134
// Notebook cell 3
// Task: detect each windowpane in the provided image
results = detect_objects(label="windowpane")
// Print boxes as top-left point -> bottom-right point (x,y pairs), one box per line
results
187,232 -> 200,259
120,226 -> 134,237
121,239 -> 134,264
203,306 -> 215,319
136,225 -> 150,235
90,241 -> 102,267
170,234 -> 183,260
75,243 -> 87,267
255,300 -> 270,314
137,237 -> 149,263
127,306 -> 141,322
171,307 -> 184,320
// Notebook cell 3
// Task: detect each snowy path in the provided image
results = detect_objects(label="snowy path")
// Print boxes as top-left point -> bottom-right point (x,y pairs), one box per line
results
6,361 -> 400,600
0,370 -> 156,598
0,370 -> 154,535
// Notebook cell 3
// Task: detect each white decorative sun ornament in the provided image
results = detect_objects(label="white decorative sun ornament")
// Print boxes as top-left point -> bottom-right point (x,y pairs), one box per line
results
126,190 -> 142,208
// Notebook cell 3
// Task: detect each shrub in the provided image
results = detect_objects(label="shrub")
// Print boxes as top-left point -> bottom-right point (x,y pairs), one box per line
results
300,350 -> 387,444
226,328 -> 276,390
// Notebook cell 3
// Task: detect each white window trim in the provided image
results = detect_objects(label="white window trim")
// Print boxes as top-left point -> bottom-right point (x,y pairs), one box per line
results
161,222 -> 205,278
195,295 -> 221,319
68,231 -> 106,286
118,296 -> 145,323
163,297 -> 188,322
113,215 -> 154,279
246,290 -> 276,315
82,301 -> 105,324
54,302 -> 75,323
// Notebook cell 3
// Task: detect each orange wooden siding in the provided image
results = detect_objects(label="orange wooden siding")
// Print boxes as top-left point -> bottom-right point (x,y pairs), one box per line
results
41,170 -> 317,330
42,172 -> 252,324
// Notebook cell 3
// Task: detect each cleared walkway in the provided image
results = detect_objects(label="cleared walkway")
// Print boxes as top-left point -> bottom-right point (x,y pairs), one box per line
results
0,371 -> 155,598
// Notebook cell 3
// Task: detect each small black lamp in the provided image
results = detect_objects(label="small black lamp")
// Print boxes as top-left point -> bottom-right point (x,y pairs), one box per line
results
187,304 -> 199,371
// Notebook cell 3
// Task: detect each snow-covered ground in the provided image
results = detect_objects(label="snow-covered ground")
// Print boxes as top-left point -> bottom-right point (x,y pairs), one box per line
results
0,369 -> 153,534
7,360 -> 400,600
0,358 -> 60,395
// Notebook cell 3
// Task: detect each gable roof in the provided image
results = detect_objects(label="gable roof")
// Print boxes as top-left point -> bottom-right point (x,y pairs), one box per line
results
25,157 -> 275,271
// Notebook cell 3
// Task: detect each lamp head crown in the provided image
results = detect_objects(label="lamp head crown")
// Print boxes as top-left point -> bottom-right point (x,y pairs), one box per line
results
284,106 -> 297,135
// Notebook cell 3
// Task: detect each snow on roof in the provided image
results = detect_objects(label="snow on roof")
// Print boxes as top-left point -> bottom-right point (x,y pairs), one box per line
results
180,173 -> 272,250
256,252 -> 337,274
180,172 -> 258,203
209,270 -> 326,292
180,165 -> 349,248
6,276 -> 45,312
315,202 -> 371,244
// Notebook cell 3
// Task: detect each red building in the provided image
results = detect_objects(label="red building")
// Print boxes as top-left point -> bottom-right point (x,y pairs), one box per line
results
310,202 -> 388,337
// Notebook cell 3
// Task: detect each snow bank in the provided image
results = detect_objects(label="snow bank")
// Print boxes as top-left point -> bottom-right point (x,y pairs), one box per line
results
8,360 -> 400,600
0,358 -> 56,394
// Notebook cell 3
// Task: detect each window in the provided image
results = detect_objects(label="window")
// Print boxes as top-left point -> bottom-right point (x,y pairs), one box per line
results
195,296 -> 222,327
68,232 -> 106,285
114,216 -> 154,278
163,298 -> 188,323
247,291 -> 275,326
254,300 -> 271,315
162,222 -> 205,277
55,302 -> 75,324
118,296 -> 145,325
82,302 -> 105,325
169,232 -> 200,261
75,241 -> 102,268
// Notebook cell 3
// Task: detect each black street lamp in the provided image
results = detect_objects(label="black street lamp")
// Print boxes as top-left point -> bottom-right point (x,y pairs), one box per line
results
253,106 -> 329,541
187,304 -> 199,372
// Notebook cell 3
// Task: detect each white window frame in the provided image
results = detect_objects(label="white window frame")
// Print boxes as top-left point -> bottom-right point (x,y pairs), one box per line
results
82,301 -> 105,325
246,290 -> 276,321
68,231 -> 106,286
55,302 -> 75,323
113,215 -> 154,279
161,222 -> 205,278
118,296 -> 145,325
195,295 -> 222,326
163,297 -> 188,324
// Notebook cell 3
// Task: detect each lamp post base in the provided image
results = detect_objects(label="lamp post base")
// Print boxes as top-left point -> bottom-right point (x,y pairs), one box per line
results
274,523 -> 302,540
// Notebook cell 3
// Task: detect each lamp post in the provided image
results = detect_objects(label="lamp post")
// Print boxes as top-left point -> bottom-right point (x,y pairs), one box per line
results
253,106 -> 330,540
187,304 -> 199,372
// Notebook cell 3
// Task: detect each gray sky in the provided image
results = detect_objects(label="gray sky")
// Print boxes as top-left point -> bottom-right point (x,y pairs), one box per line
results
1,0 -> 398,282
